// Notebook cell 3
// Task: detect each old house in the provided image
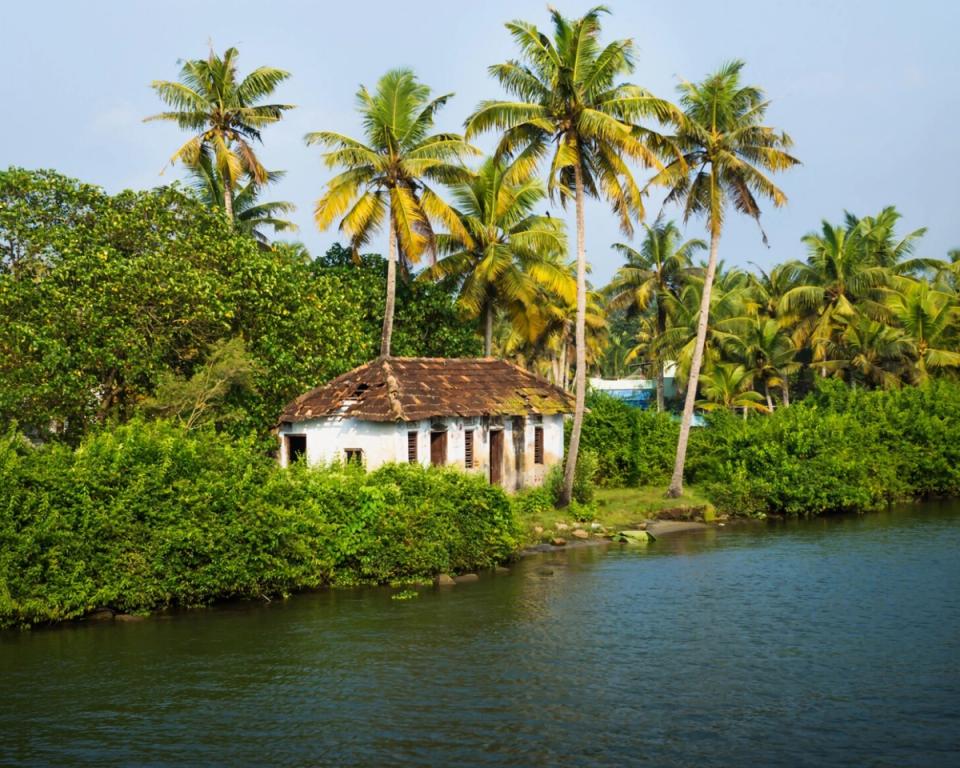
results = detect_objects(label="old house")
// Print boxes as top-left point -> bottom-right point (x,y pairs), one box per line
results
277,357 -> 575,490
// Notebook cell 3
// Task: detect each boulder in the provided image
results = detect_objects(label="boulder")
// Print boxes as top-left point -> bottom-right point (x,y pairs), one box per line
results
571,529 -> 590,539
436,574 -> 456,586
115,614 -> 145,623
550,537 -> 567,547
495,566 -> 511,574
533,525 -> 544,536
87,608 -> 115,621
555,522 -> 570,532
454,573 -> 479,584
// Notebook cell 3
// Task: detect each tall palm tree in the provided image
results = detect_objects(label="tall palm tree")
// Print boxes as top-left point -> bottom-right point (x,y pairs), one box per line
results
607,219 -> 705,410
189,157 -> 296,245
306,69 -> 476,356
651,60 -> 799,497
421,157 -> 571,355
146,47 -> 293,221
466,5 -> 678,506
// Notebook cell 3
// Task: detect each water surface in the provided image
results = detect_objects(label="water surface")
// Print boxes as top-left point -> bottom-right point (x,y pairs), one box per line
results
3,502 -> 959,766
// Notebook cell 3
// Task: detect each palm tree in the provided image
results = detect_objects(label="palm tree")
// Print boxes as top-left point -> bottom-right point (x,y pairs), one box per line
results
828,315 -> 912,389
888,280 -> 960,381
146,47 -> 293,221
780,220 -> 892,369
466,5 -> 678,506
607,219 -> 705,410
305,69 -> 476,356
421,157 -> 571,355
651,60 -> 799,497
189,157 -> 296,245
726,316 -> 799,408
697,363 -> 770,417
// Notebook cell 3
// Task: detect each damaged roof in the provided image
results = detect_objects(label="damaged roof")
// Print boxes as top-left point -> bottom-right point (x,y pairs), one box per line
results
280,357 -> 577,423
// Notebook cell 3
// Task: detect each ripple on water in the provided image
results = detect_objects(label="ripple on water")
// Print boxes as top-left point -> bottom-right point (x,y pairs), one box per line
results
2,502 -> 960,767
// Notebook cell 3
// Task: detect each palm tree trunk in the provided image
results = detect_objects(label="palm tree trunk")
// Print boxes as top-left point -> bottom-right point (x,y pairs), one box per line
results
560,161 -> 588,508
380,222 -> 398,357
667,223 -> 721,497
765,383 -> 774,412
560,334 -> 568,391
484,301 -> 494,357
656,362 -> 665,414
781,380 -> 790,407
656,301 -> 667,413
223,178 -> 235,222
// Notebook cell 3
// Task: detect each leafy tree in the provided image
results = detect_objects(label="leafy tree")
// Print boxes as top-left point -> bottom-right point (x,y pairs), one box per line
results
143,337 -> 258,429
306,69 -> 476,356
467,5 -> 677,506
146,47 -> 293,221
421,156 -> 571,355
608,219 -> 705,410
650,60 -> 799,496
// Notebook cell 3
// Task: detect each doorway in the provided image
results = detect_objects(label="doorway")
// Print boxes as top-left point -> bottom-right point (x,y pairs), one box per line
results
430,430 -> 447,466
489,429 -> 503,485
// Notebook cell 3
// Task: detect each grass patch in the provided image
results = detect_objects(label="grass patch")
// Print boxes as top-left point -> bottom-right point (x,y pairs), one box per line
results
515,484 -> 712,543
594,484 -> 711,528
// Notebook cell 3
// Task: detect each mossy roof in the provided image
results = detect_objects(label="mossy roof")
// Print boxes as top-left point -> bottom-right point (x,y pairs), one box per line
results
279,357 -> 576,423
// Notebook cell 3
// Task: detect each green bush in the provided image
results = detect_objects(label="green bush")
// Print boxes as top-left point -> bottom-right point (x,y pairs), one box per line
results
0,421 -> 520,628
545,448 -> 597,506
684,379 -> 960,517
574,393 -> 678,487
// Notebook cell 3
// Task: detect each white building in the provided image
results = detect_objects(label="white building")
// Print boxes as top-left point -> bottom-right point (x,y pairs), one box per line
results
277,357 -> 575,491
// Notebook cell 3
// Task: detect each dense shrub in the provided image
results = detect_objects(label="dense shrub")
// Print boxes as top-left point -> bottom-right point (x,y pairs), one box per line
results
575,392 -> 678,486
0,421 -> 519,628
685,379 -> 960,517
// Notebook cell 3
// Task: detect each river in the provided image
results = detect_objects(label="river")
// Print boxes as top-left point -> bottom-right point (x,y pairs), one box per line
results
2,502 -> 959,767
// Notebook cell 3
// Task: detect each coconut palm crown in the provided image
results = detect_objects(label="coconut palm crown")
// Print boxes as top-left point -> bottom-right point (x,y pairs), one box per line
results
305,68 -> 477,356
422,156 -> 572,356
146,47 -> 293,221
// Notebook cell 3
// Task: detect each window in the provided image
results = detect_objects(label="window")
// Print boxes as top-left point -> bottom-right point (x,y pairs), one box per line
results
534,426 -> 544,465
285,434 -> 306,465
407,431 -> 418,463
464,430 -> 475,468
344,448 -> 363,466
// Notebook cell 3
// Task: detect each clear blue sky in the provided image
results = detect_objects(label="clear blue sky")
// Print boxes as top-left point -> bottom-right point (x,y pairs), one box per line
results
3,0 -> 957,284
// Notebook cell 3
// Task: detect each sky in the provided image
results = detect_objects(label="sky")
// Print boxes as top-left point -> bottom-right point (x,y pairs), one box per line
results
2,0 -> 958,284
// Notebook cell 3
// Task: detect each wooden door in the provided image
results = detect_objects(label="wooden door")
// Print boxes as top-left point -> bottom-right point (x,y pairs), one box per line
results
489,429 -> 503,485
430,430 -> 447,466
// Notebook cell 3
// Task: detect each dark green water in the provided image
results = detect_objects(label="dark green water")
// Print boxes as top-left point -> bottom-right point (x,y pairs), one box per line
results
2,503 -> 959,767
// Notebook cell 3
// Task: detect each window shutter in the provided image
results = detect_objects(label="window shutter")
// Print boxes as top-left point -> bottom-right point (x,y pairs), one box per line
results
407,431 -> 418,463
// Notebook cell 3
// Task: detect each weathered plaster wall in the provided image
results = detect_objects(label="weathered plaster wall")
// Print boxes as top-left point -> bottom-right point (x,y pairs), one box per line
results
278,412 -> 566,490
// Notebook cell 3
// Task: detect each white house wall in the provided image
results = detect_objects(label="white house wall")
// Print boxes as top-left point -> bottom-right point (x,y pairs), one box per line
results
278,413 -> 566,491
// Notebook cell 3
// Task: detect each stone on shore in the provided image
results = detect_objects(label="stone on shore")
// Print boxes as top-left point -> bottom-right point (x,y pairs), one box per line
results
454,573 -> 479,584
436,574 -> 456,586
571,529 -> 589,539
550,537 -> 567,547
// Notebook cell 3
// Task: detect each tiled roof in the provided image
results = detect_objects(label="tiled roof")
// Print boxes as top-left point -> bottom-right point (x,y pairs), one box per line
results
279,357 -> 576,423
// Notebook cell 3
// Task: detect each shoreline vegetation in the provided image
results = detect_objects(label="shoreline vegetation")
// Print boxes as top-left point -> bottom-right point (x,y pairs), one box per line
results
3,380 -> 958,629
